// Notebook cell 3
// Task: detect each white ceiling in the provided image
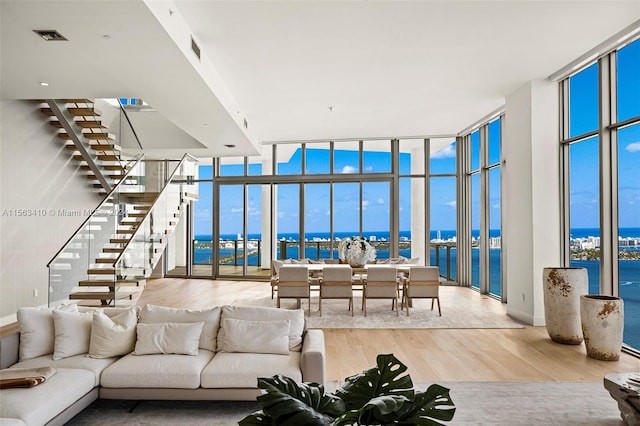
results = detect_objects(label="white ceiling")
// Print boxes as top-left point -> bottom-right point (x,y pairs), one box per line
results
2,1 -> 639,157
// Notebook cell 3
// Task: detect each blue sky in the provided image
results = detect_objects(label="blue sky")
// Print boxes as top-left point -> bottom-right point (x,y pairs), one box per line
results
196,39 -> 638,237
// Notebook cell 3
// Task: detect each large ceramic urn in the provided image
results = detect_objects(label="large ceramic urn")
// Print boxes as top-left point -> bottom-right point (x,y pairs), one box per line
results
580,295 -> 624,361
542,267 -> 588,345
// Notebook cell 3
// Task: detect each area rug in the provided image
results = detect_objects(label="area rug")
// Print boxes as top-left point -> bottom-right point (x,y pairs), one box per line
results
219,286 -> 524,329
67,381 -> 621,425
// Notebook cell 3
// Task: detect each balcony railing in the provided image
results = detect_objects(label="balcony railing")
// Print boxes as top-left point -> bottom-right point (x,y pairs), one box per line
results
192,239 -> 457,281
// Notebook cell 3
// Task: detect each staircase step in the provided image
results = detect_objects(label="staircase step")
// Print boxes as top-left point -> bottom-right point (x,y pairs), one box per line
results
81,164 -> 124,171
67,107 -> 101,117
78,279 -> 143,287
75,120 -> 107,129
90,143 -> 120,152
115,229 -> 137,234
127,213 -> 147,218
95,258 -> 116,264
133,205 -> 150,211
109,238 -> 131,244
83,133 -> 115,141
64,99 -> 93,104
103,248 -> 124,253
87,268 -> 115,275
69,292 -> 114,300
49,120 -> 63,128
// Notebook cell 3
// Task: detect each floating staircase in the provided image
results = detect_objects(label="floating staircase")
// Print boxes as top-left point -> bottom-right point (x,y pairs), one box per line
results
38,99 -> 127,196
48,154 -> 199,307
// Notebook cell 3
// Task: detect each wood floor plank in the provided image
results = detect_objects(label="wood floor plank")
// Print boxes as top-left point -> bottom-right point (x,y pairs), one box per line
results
133,278 -> 638,383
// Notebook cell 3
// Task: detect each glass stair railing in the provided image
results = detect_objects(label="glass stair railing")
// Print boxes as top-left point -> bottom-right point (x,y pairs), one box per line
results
47,154 -> 198,306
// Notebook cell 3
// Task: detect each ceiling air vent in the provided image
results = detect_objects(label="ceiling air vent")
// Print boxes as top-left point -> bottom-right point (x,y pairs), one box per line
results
191,36 -> 201,61
33,30 -> 68,41
244,118 -> 248,129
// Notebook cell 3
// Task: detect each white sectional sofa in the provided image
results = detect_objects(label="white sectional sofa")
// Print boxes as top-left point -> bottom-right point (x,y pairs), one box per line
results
0,304 -> 325,426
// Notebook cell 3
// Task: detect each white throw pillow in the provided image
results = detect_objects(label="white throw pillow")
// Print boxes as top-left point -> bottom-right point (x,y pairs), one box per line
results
134,322 -> 204,356
138,305 -> 221,352
52,310 -> 93,360
219,318 -> 290,355
17,304 -> 78,361
219,305 -> 305,352
89,307 -> 138,359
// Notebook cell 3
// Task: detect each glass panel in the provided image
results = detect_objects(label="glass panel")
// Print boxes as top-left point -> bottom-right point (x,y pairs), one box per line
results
399,177 -> 425,261
362,181 -> 390,259
488,167 -> 501,297
399,139 -> 425,175
363,140 -> 391,173
304,183 -> 331,260
568,136 -> 600,293
618,123 -> 640,350
277,144 -> 302,175
305,143 -> 330,174
198,164 -> 213,180
192,181 -> 213,277
219,157 -> 244,176
276,184 -> 300,259
488,118 -> 501,166
569,62 -> 599,138
617,38 -> 640,123
334,141 -> 360,174
471,173 -> 480,288
333,182 -> 360,253
247,156 -> 264,176
430,177 -> 457,281
430,140 -> 456,175
470,131 -> 480,171
218,184 -> 244,276
246,184 -> 264,276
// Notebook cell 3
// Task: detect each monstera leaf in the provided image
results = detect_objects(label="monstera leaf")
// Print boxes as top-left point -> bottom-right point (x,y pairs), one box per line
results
239,375 -> 345,426
334,354 -> 414,411
240,354 -> 456,426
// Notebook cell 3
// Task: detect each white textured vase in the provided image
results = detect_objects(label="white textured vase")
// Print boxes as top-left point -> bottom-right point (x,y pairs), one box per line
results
580,295 -> 624,361
542,267 -> 588,345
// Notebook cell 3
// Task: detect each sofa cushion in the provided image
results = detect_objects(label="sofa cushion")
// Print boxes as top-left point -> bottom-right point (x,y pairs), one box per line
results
134,322 -> 204,356
17,305 -> 78,361
52,310 -> 93,360
139,305 -> 221,352
218,318 -> 290,355
219,306 -> 305,352
9,353 -> 119,387
201,352 -> 302,388
0,367 -> 95,425
89,308 -> 138,359
100,349 -> 214,389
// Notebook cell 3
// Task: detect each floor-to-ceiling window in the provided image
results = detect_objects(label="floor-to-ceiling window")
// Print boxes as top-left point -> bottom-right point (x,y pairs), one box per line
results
429,139 -> 457,281
459,115 -> 504,299
560,37 -> 640,353
487,118 -> 502,297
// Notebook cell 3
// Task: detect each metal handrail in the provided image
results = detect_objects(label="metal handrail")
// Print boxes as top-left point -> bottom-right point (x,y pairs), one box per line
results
46,153 -> 146,267
117,99 -> 144,150
112,153 -> 197,268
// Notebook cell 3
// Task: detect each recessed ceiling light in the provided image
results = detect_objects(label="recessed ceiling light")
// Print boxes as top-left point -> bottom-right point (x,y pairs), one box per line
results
328,106 -> 334,112
223,144 -> 236,148
102,34 -> 111,40
39,82 -> 49,87
203,124 -> 208,127
33,30 -> 68,41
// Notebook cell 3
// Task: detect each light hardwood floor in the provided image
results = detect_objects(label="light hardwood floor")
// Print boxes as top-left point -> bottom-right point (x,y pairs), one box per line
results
135,278 -> 639,383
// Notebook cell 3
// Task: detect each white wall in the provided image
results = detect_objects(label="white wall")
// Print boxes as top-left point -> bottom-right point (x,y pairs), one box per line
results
0,101 -> 103,325
503,80 -> 561,325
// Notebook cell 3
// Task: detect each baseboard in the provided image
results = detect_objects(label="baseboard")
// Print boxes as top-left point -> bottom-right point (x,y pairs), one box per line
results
506,306 -> 545,326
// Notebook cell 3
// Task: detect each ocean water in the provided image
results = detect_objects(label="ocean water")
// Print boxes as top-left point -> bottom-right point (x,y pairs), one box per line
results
193,228 -> 639,350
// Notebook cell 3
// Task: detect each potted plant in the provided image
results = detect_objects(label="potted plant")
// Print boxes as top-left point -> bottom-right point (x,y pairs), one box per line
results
239,353 -> 456,425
